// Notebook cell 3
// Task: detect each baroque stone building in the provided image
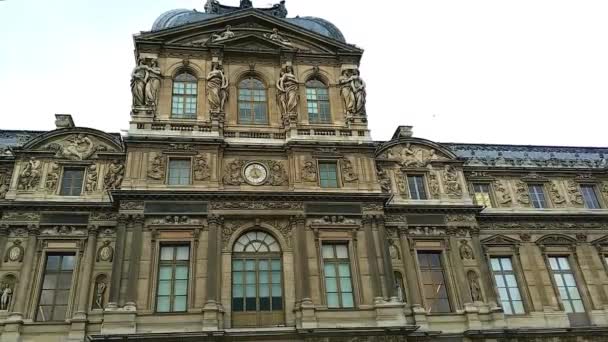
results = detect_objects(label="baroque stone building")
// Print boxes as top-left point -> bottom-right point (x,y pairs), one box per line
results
1,1 -> 608,341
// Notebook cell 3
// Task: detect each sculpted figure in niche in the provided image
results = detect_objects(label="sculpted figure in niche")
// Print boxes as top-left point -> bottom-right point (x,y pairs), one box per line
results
147,153 -> 165,180
131,58 -> 147,107
276,65 -> 299,115
467,271 -> 483,302
338,68 -> 366,117
131,58 -> 161,111
194,155 -> 211,181
302,160 -> 318,182
0,277 -> 14,311
206,62 -> 229,113
85,165 -> 98,192
45,163 -> 60,193
389,241 -> 400,260
377,167 -> 391,193
443,165 -> 462,197
18,158 -> 41,191
459,240 -> 474,260
92,275 -> 107,310
210,25 -> 235,42
145,59 -> 161,109
104,160 -> 124,190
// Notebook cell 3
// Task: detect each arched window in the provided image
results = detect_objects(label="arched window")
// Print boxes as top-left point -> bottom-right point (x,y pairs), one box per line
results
305,78 -> 331,123
232,230 -> 283,327
171,72 -> 197,119
238,77 -> 268,124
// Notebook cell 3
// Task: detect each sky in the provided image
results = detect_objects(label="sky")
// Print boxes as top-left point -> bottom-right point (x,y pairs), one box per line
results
1,0 -> 607,146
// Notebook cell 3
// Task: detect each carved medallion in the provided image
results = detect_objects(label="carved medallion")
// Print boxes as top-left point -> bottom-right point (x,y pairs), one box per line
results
4,240 -> 24,263
243,162 -> 268,185
96,241 -> 114,262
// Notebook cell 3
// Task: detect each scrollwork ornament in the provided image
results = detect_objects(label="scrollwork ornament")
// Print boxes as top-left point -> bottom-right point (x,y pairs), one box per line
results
4,240 -> 24,263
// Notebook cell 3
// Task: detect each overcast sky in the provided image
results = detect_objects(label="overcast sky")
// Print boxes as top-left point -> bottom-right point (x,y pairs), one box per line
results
1,0 -> 607,146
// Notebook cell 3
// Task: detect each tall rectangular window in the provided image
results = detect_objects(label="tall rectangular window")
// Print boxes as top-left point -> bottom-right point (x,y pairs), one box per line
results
322,244 -> 354,308
490,257 -> 525,314
167,159 -> 191,185
417,251 -> 450,313
319,162 -> 339,188
171,72 -> 198,119
472,183 -> 493,208
548,256 -> 584,313
528,184 -> 547,208
157,245 -> 190,313
60,168 -> 84,196
306,80 -> 331,123
36,254 -> 75,321
408,175 -> 427,200
580,184 -> 601,209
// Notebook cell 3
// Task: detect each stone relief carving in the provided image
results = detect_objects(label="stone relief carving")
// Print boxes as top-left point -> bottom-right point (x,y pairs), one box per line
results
428,172 -> 440,199
45,162 -> 60,193
549,181 -> 566,206
120,201 -> 144,210
341,159 -> 358,183
207,62 -> 229,113
17,157 -> 41,191
210,201 -> 303,210
2,212 -> 39,221
131,57 -> 161,112
376,167 -> 391,193
388,241 -> 400,260
223,160 -> 246,185
147,152 -> 165,180
408,226 -> 445,236
566,180 -> 584,206
150,216 -> 201,225
459,240 -> 475,260
96,241 -> 114,262
311,216 -> 357,225
467,271 -> 483,302
447,214 -> 476,224
338,68 -> 366,120
41,225 -> 86,236
104,160 -> 124,190
264,28 -> 292,45
277,65 -> 299,124
169,143 -> 193,151
0,168 -> 11,199
515,181 -> 530,205
0,275 -> 15,311
223,160 -> 287,186
4,240 -> 24,263
210,25 -> 235,43
85,165 -> 98,193
302,160 -> 318,182
483,221 -> 606,230
193,154 -> 211,181
395,169 -> 407,198
443,165 -> 462,198
381,143 -> 444,168
92,275 -> 107,310
46,134 -> 105,160
362,203 -> 384,211
494,180 -> 512,205
266,161 -> 289,186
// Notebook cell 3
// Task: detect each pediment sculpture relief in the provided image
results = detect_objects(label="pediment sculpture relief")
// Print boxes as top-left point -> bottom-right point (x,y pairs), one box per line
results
46,134 -> 108,160
207,62 -> 229,113
264,28 -> 292,46
380,143 -> 446,168
209,25 -> 236,43
17,158 -> 41,191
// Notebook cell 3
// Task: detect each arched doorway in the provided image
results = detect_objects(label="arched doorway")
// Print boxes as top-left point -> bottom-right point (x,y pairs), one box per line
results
231,230 -> 284,327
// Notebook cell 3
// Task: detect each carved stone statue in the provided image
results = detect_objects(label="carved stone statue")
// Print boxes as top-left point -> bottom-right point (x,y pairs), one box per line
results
443,165 -> 462,197
0,282 -> 13,310
377,167 -> 391,193
389,242 -> 400,260
92,276 -> 107,310
302,160 -> 318,182
515,181 -> 530,205
341,159 -> 358,183
494,180 -> 512,205
147,153 -> 165,180
429,173 -> 440,198
264,28 -> 292,45
0,169 -> 11,199
131,58 -> 161,111
18,158 -> 41,191
338,68 -> 366,118
276,65 -> 299,115
210,25 -> 235,42
567,180 -> 584,205
467,271 -> 483,302
45,163 -> 60,193
459,240 -> 474,260
207,62 -> 229,113
104,160 -> 124,190
549,181 -> 566,206
61,134 -> 95,160
85,165 -> 98,192
267,161 -> 289,186
194,155 -> 211,181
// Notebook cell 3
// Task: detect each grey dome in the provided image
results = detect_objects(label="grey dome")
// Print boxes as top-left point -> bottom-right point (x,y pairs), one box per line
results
151,9 -> 346,43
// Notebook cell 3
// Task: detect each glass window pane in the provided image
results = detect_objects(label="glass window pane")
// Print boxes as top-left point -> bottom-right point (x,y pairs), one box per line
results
512,300 -> 525,314
322,245 -> 334,259
158,280 -> 171,295
549,257 -> 559,270
176,246 -> 189,261
341,293 -> 354,308
159,266 -> 172,280
52,306 -> 67,321
339,277 -> 352,292
338,263 -> 351,277
173,296 -> 187,311
40,290 -> 54,305
325,278 -> 337,292
558,257 -> 570,270
160,247 -> 173,261
61,256 -> 74,270
335,245 -> 348,258
233,285 -> 243,297
490,258 -> 501,271
568,286 -> 581,299
174,280 -> 188,296
509,287 -> 522,300
326,293 -> 339,308
502,301 -> 513,315
324,264 -> 336,277
157,296 -> 170,312
572,300 -> 585,313
175,266 -> 188,280
494,275 -> 505,288
501,258 -> 513,271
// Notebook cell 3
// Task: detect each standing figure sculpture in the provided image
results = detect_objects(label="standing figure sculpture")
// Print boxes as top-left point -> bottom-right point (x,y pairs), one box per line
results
0,283 -> 12,310
130,58 -> 147,107
276,65 -> 299,115
338,68 -> 367,118
131,58 -> 162,112
206,62 -> 229,113
144,59 -> 162,109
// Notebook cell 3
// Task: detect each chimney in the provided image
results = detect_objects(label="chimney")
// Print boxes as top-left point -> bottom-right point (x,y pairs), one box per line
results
55,114 -> 75,129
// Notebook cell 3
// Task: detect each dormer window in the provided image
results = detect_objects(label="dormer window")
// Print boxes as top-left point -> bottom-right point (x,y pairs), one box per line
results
60,168 -> 85,196
238,77 -> 268,124
171,72 -> 197,119
306,79 -> 331,124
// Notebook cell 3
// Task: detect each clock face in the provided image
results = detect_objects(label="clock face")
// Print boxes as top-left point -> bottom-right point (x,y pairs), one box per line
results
243,162 -> 268,185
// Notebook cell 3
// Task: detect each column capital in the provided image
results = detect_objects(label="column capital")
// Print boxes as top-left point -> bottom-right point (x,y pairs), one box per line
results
208,214 -> 223,226
27,224 -> 40,236
87,224 -> 100,236
0,224 -> 9,236
130,214 -> 145,225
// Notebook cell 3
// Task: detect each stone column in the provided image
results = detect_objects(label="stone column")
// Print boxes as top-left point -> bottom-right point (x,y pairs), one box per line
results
471,231 -> 497,306
203,215 -> 222,330
10,224 -> 39,319
398,227 -> 422,306
0,224 -> 8,267
376,216 -> 397,299
363,215 -> 382,302
295,215 -> 311,302
73,225 -> 98,319
125,214 -> 144,309
107,215 -> 127,308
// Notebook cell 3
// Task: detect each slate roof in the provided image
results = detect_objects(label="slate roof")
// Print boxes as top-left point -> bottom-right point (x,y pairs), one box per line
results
0,130 -> 45,158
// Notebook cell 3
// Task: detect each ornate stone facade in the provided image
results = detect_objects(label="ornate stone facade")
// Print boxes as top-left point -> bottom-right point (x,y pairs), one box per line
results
0,1 -> 607,342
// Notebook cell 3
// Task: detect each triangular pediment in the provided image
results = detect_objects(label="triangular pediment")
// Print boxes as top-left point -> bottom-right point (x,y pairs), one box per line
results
137,10 -> 361,55
481,234 -> 520,246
